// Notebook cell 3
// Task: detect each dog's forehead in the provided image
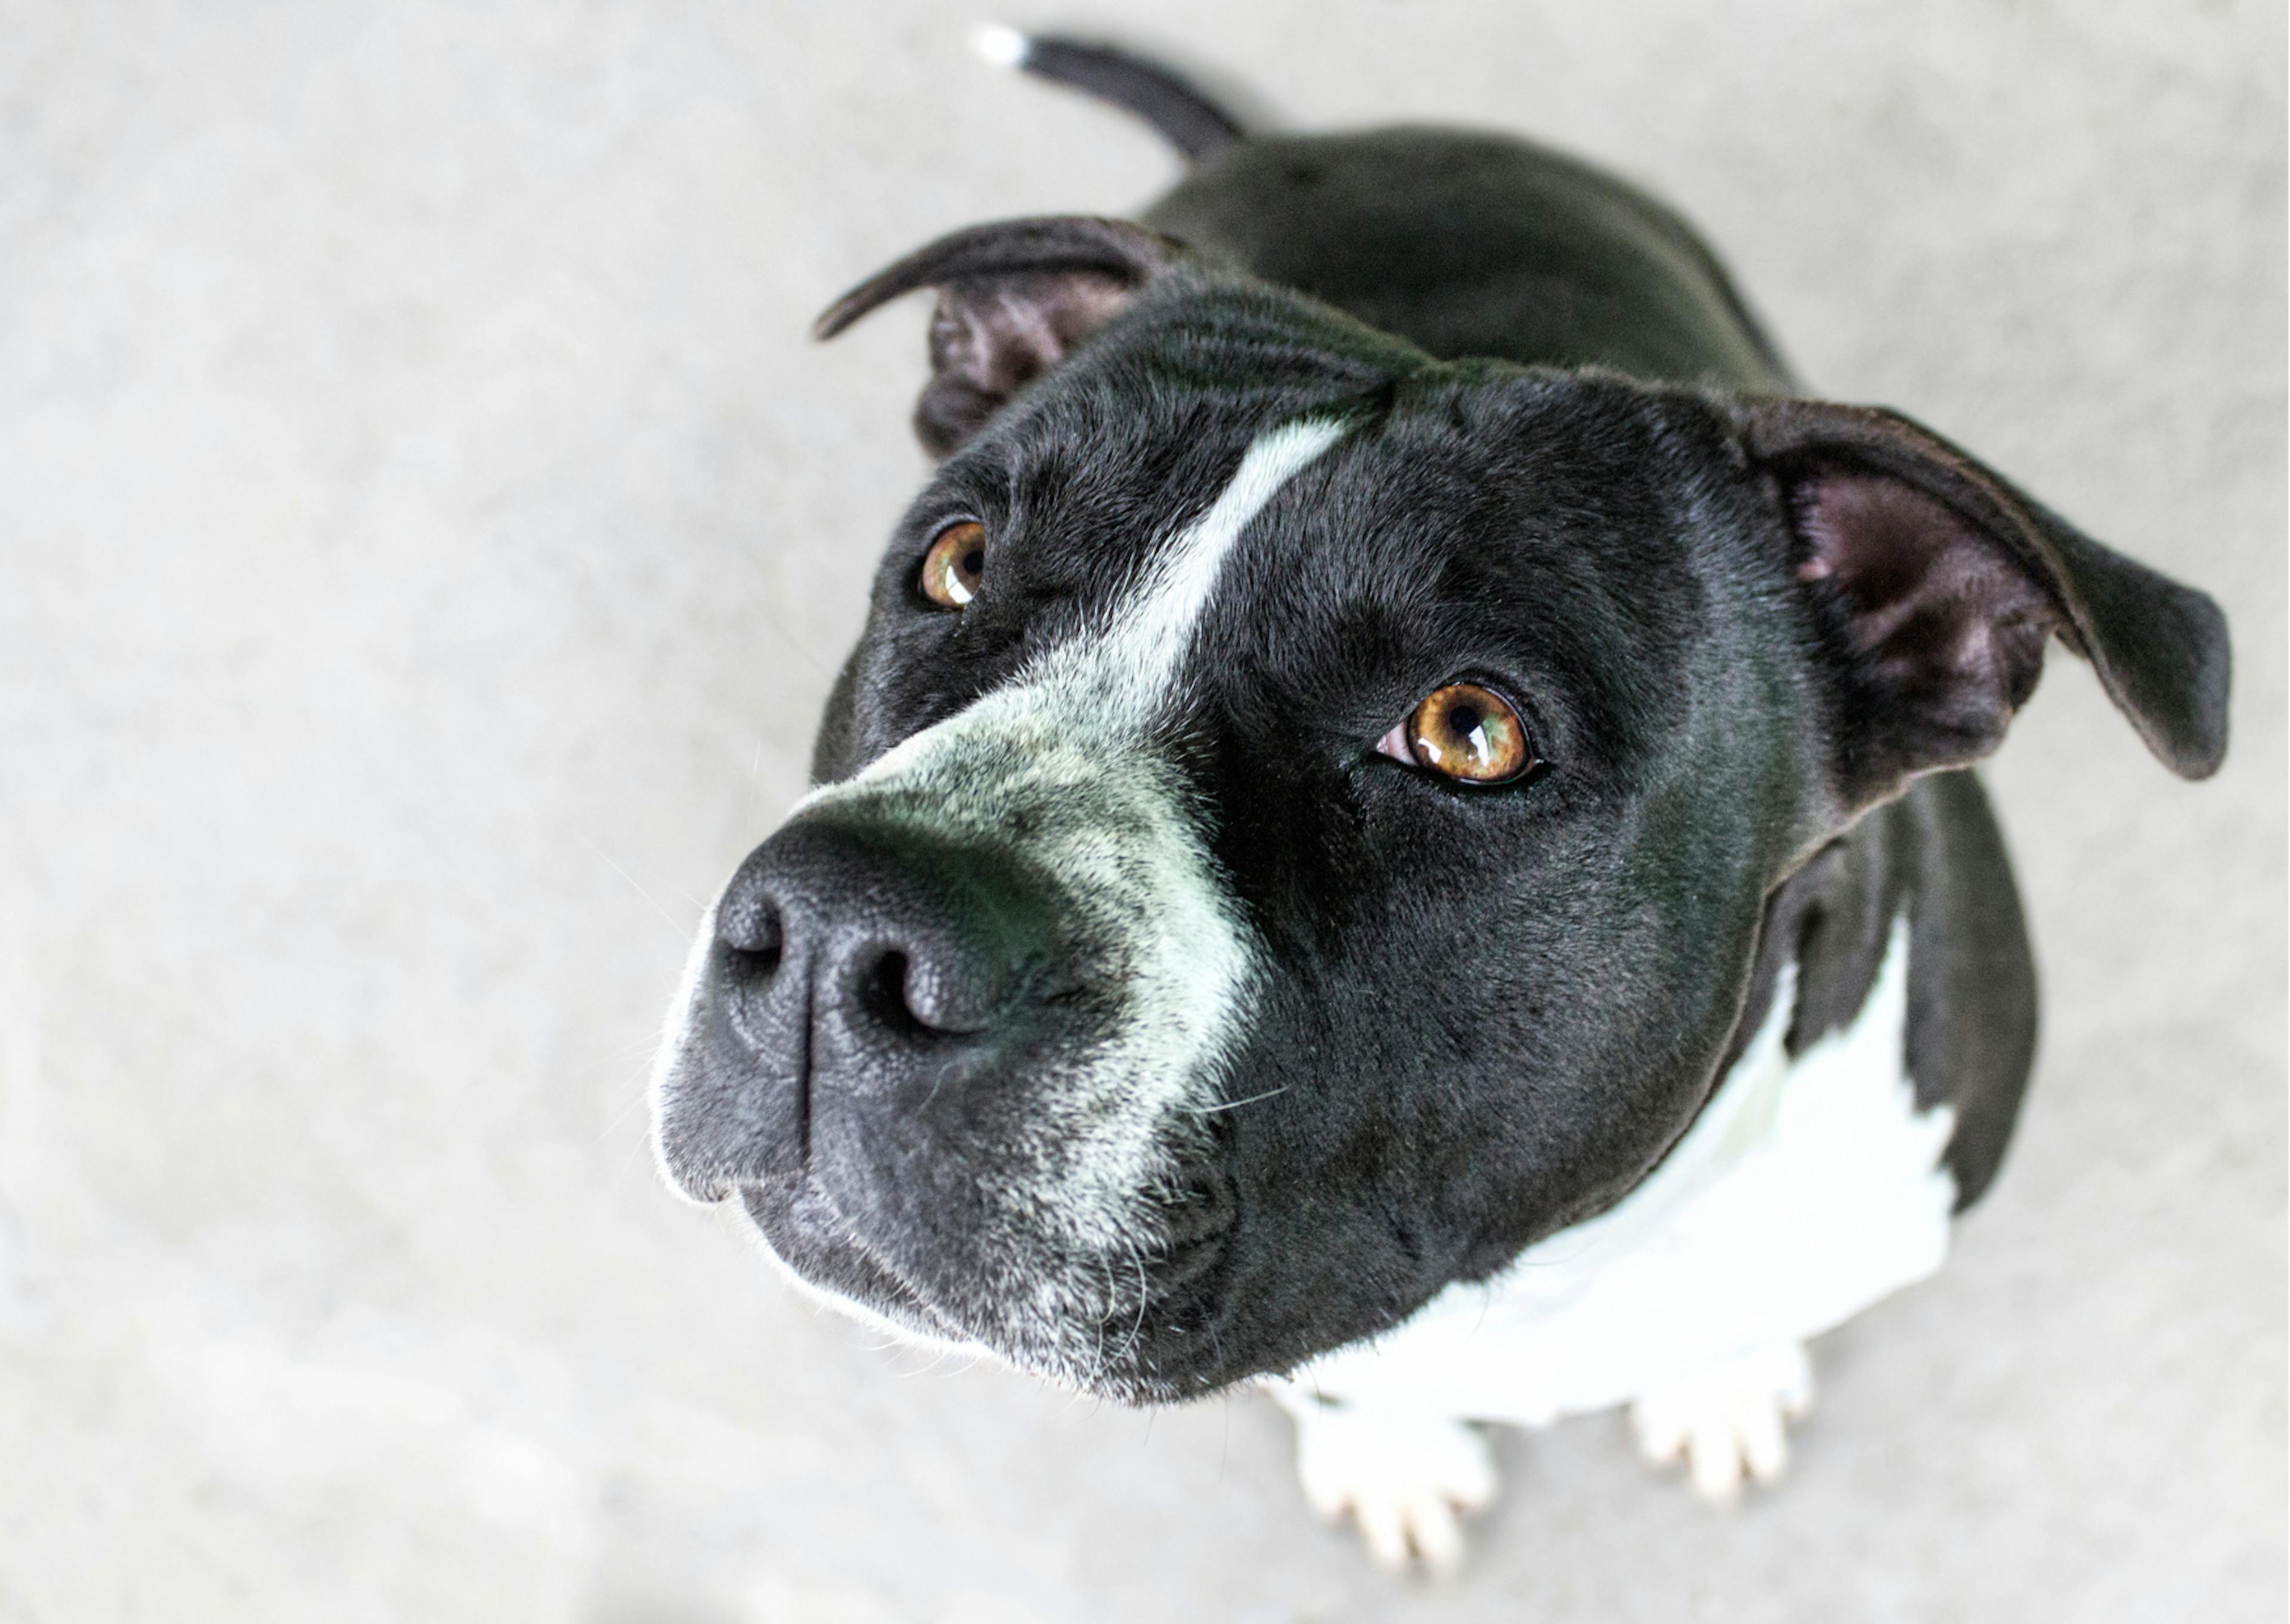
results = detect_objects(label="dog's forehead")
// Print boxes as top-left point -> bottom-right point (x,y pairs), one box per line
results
960,351 -> 1694,615
868,414 -> 1354,785
857,323 -> 1725,799
1129,376 -> 1719,777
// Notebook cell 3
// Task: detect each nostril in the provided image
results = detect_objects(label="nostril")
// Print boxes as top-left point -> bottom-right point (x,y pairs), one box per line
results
861,948 -> 961,1040
859,949 -> 925,1036
718,895 -> 784,980
855,945 -> 991,1038
738,819 -> 1054,1046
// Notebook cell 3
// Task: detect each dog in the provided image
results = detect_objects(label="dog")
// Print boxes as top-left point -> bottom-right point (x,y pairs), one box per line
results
651,34 -> 2231,1570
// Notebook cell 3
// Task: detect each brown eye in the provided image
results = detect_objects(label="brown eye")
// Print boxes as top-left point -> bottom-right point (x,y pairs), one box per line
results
920,520 -> 986,608
1377,682 -> 1536,784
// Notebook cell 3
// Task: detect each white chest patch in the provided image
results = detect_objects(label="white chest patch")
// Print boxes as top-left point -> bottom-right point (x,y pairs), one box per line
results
1272,918 -> 1957,1424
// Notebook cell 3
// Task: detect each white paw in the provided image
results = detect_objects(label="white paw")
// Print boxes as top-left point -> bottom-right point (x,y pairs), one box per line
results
1630,1341 -> 1814,1508
1289,1399 -> 1497,1573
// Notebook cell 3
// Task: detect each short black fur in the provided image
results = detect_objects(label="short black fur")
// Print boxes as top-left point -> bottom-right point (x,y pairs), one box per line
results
654,42 -> 2230,1399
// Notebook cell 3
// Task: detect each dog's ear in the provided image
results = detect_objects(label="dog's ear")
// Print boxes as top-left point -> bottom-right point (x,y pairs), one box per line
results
1737,399 -> 2230,811
815,216 -> 1186,458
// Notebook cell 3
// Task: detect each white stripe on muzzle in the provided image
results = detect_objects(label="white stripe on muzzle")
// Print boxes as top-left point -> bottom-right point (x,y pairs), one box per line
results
654,417 -> 1349,1370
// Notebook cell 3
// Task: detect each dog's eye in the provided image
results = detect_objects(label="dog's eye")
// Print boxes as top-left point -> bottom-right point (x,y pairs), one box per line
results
1376,683 -> 1536,785
920,520 -> 986,608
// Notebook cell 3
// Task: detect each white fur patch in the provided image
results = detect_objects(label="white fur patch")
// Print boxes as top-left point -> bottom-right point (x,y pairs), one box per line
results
802,421 -> 1347,1208
1268,918 -> 1954,1424
853,416 -> 1349,783
1080,418 -> 1352,726
1271,1387 -> 1496,1573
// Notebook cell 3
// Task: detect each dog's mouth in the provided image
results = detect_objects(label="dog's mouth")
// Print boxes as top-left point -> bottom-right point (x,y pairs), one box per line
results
658,943 -> 1252,1399
1140,1169 -> 1237,1297
735,1178 -> 970,1346
731,1160 -> 1241,1399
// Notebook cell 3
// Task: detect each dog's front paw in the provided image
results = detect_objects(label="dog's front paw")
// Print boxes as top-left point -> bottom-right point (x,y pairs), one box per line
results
1629,1341 -> 1814,1507
1289,1399 -> 1497,1573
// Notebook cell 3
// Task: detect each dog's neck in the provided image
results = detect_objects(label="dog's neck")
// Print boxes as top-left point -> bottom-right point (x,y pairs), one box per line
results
1272,910 -> 1958,1424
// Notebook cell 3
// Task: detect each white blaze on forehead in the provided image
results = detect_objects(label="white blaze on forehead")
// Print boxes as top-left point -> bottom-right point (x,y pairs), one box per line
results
856,415 -> 1349,790
1080,416 -> 1351,727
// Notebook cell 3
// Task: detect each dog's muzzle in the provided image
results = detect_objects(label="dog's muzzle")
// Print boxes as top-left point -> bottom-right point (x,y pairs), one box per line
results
652,784 -> 1243,1390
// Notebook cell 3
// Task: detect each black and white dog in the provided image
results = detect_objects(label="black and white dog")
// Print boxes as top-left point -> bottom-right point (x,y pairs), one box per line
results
652,35 -> 2231,1570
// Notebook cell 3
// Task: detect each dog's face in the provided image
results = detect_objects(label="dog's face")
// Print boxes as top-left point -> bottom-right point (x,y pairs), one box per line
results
652,222 -> 2226,1401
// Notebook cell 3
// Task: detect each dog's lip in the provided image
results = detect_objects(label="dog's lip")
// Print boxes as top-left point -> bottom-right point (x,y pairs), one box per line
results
1150,1168 -> 1237,1269
1143,1225 -> 1228,1296
732,1164 -> 1239,1369
736,1177 -> 969,1338
741,1168 -> 1233,1291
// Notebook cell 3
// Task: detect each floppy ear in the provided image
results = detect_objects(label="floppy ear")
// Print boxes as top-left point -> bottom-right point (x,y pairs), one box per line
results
1737,399 -> 2230,811
813,215 -> 1187,457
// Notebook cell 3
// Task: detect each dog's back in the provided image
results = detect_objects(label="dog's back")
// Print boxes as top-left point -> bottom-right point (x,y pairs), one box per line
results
1149,131 -> 1788,386
1004,32 -> 1785,383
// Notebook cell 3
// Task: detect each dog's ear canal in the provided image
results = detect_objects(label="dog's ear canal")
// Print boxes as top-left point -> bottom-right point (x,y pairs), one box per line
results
813,216 -> 1187,458
1738,399 -> 2230,811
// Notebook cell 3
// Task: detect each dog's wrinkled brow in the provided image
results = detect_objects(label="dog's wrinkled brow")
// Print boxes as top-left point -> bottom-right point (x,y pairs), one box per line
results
865,416 -> 1351,791
1066,416 -> 1351,726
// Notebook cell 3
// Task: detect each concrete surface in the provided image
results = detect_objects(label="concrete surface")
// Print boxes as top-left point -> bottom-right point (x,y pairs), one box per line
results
0,2 -> 2281,1620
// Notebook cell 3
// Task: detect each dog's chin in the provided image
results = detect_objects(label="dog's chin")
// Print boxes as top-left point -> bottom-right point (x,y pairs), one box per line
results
735,1180 -> 970,1347
733,1177 -> 1240,1404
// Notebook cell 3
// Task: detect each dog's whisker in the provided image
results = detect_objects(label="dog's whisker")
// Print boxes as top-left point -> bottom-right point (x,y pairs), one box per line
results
738,735 -> 770,839
1193,1084 -> 1289,1115
584,839 -> 697,943
598,1089 -> 652,1144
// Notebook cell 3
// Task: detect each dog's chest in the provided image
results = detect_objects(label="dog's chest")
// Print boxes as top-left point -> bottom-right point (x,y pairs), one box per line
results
1272,919 -> 1958,1423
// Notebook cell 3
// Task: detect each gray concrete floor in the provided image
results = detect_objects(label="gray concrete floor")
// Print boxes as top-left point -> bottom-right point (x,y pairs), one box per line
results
1,3 -> 2282,1620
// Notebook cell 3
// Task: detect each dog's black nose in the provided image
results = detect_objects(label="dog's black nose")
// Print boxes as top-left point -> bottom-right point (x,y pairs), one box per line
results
701,811 -> 1067,1104
658,810 -> 1069,1205
719,814 -> 1057,1042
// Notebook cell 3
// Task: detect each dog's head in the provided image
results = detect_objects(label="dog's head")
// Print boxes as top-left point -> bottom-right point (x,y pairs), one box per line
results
652,218 -> 2229,1400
